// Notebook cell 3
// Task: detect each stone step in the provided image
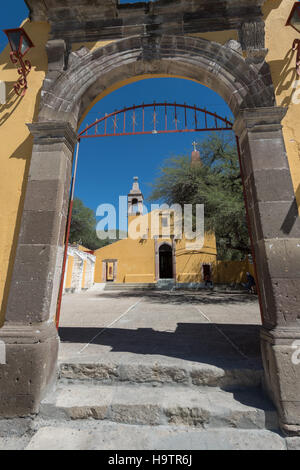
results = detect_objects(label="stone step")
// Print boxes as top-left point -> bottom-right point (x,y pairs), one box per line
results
41,383 -> 279,431
156,279 -> 176,290
104,283 -> 156,291
25,422 -> 287,450
59,361 -> 263,390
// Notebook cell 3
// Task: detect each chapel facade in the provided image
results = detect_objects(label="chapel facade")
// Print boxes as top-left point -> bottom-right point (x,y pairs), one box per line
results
94,148 -> 251,287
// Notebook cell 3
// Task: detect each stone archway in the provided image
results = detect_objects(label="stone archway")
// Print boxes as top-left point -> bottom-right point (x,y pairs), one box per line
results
39,35 -> 275,126
1,34 -> 300,435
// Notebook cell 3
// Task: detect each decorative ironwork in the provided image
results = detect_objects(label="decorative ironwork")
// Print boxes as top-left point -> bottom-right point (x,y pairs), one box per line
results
9,51 -> 32,96
78,103 -> 233,140
286,2 -> 300,33
3,28 -> 34,97
293,39 -> 300,76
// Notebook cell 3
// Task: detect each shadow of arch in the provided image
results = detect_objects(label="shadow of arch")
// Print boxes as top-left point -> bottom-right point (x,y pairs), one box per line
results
268,48 -> 298,107
0,82 -> 24,126
281,184 -> 300,234
262,0 -> 283,18
0,136 -> 34,326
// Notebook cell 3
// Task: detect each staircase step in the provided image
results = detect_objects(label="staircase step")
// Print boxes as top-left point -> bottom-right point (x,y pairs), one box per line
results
25,422 -> 286,450
156,279 -> 176,290
41,383 -> 278,430
59,361 -> 263,389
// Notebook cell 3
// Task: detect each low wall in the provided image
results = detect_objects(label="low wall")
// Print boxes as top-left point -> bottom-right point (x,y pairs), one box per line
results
216,259 -> 255,284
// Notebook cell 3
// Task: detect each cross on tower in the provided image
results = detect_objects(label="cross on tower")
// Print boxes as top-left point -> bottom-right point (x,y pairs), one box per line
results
192,141 -> 197,151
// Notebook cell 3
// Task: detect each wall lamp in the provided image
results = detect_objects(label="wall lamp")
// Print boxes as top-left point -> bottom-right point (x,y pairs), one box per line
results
3,28 -> 34,97
286,2 -> 300,75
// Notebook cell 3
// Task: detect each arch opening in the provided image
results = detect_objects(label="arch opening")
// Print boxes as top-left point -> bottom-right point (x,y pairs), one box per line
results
159,243 -> 174,280
4,31 -> 300,435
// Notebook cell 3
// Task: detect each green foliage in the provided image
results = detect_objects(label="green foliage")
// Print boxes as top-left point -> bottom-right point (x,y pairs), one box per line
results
149,133 -> 251,261
69,198 -> 113,251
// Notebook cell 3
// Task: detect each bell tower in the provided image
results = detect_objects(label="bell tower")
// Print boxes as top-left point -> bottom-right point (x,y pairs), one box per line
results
191,141 -> 202,167
128,176 -> 144,217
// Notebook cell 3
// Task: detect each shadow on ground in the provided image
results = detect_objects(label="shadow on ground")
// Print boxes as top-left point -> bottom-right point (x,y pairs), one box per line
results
97,290 -> 259,306
59,323 -> 262,369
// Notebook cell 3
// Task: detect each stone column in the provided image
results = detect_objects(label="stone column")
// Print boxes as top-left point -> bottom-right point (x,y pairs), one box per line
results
0,121 -> 77,417
234,107 -> 300,435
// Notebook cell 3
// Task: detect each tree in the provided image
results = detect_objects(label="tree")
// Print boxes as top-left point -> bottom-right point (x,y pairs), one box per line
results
69,198 -> 112,251
149,133 -> 251,261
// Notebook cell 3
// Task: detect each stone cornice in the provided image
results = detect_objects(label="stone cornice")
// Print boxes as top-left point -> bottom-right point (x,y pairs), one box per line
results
25,0 -> 266,43
27,121 -> 78,152
233,107 -> 288,138
0,321 -> 58,343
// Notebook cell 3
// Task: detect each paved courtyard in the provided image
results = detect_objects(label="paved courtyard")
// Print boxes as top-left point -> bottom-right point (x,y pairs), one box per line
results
3,288 -> 300,450
59,287 -> 262,371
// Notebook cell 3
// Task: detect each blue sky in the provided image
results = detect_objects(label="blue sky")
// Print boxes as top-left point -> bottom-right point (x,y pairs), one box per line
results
78,81 -> 232,219
1,2 -> 233,230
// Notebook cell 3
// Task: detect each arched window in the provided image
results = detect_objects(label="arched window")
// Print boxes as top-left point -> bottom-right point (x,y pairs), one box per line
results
131,198 -> 139,214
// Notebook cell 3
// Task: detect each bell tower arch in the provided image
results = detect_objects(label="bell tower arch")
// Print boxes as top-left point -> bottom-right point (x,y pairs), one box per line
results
128,177 -> 144,217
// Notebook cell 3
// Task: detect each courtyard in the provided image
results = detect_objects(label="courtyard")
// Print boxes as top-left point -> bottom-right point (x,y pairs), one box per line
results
58,288 -> 262,371
3,288 -> 297,450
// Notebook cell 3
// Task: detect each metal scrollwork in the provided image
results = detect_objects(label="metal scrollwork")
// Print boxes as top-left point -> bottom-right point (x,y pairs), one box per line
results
10,51 -> 32,97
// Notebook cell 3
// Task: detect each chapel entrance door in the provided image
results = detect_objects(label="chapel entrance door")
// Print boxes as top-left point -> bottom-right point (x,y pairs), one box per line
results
106,262 -> 114,282
159,244 -> 173,279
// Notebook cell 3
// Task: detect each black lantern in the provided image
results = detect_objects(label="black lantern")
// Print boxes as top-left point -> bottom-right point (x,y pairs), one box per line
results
3,28 -> 34,96
286,2 -> 300,33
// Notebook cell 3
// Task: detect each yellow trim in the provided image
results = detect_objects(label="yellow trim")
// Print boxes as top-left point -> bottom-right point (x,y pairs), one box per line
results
81,260 -> 87,289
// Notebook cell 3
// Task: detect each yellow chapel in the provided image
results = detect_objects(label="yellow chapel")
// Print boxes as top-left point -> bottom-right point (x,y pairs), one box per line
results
94,148 -> 218,287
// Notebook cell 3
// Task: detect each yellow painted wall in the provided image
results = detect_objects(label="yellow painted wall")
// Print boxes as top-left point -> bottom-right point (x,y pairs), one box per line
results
65,256 -> 74,289
81,260 -> 87,288
0,19 -> 50,326
175,231 -> 217,282
95,237 -> 256,285
176,253 -> 217,283
263,0 -> 300,205
95,237 -> 156,283
94,209 -> 258,286
94,211 -> 217,284
216,260 -> 255,284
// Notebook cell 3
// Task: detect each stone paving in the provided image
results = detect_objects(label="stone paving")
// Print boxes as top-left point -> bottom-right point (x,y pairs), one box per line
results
58,287 -> 263,370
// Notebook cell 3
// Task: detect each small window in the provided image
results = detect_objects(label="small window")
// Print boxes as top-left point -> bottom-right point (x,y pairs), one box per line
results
162,216 -> 169,227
